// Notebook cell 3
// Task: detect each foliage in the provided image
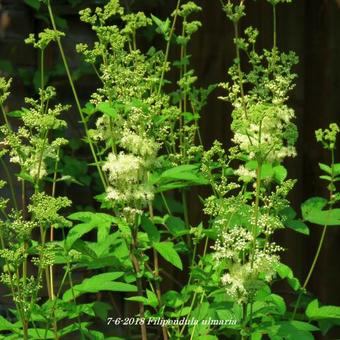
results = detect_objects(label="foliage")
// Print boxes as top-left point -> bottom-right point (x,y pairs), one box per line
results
0,0 -> 339,339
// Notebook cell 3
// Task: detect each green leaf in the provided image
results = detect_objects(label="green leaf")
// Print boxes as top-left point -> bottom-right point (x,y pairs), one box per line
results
66,212 -> 118,249
319,175 -> 333,182
92,301 -> 111,321
82,102 -> 96,116
6,110 -> 23,118
153,164 -> 208,192
334,163 -> 340,176
281,207 -> 309,235
274,321 -> 317,340
284,321 -> 319,332
182,111 -> 200,123
151,14 -> 171,36
306,299 -> 340,320
273,165 -> 288,183
0,315 -> 17,331
126,289 -> 158,308
319,163 -> 332,175
17,171 -> 34,183
301,197 -> 340,226
260,163 -> 274,179
165,215 -> 188,237
63,272 -> 137,301
141,214 -> 160,242
276,263 -> 301,291
58,322 -> 90,337
287,219 -> 309,235
24,0 -> 41,10
27,328 -> 55,339
96,102 -> 123,118
269,294 -> 286,315
72,239 -> 97,259
162,290 -> 184,308
302,197 -> 327,218
153,241 -> 183,270
160,164 -> 207,183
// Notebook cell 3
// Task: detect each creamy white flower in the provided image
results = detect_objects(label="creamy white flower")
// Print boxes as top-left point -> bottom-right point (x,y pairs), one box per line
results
103,152 -> 142,183
234,165 -> 256,180
120,131 -> 159,158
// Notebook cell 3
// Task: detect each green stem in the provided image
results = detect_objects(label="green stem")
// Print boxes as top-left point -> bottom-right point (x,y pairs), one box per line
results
0,157 -> 18,210
292,149 -> 336,319
189,292 -> 206,340
149,203 -> 168,340
0,235 -> 27,339
131,234 -> 148,340
158,0 -> 181,95
67,269 -> 85,340
46,0 -> 107,189
160,192 -> 172,215
233,21 -> 253,147
273,5 -> 277,49
1,103 -> 10,129
43,265 -> 70,340
178,236 -> 209,336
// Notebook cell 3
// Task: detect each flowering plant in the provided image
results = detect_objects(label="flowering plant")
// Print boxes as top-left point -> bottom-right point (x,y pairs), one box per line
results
0,0 -> 339,339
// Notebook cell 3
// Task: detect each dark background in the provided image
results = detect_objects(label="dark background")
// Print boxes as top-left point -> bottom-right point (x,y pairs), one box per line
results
0,0 -> 340,335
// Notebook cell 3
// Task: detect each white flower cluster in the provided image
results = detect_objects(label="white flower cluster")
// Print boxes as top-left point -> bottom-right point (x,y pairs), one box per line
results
232,103 -> 297,162
103,152 -> 154,206
1,87 -> 69,183
103,129 -> 159,217
212,226 -> 282,304
212,227 -> 254,262
121,131 -> 159,158
234,165 -> 256,182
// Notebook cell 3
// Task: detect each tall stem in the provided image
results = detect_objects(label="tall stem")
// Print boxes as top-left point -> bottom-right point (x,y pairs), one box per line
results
273,5 -> 277,49
149,203 -> 168,340
292,149 -> 336,319
130,223 -> 148,340
46,0 -> 107,189
158,0 -> 182,94
0,157 -> 18,210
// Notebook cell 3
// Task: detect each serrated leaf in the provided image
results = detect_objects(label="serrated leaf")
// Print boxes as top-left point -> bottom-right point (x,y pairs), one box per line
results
162,290 -> 183,308
6,110 -> 22,118
151,14 -> 170,36
0,315 -> 17,331
153,241 -> 183,270
260,163 -> 274,179
66,212 -> 118,249
165,215 -> 188,237
274,321 -> 317,340
96,102 -> 118,118
27,328 -> 55,339
334,163 -> 340,176
63,272 -> 136,301
319,163 -> 332,175
24,0 -> 40,10
274,165 -> 288,183
276,263 -> 301,291
141,214 -> 160,242
286,219 -> 309,235
301,197 -> 340,226
72,239 -> 97,259
125,289 -> 158,308
320,175 -> 333,182
92,301 -> 111,321
153,165 -> 208,192
306,299 -> 340,320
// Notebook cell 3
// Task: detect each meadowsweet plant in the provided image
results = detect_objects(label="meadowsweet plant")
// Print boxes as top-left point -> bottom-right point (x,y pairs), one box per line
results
0,71 -> 73,338
0,0 -> 339,339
